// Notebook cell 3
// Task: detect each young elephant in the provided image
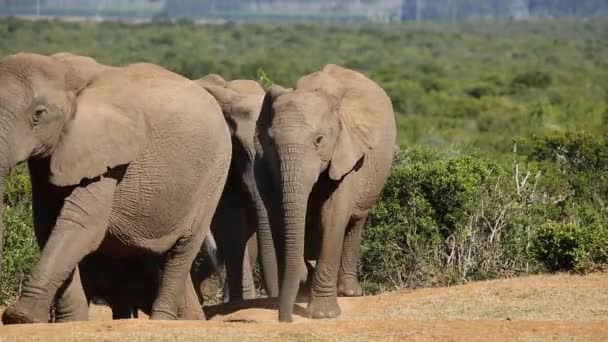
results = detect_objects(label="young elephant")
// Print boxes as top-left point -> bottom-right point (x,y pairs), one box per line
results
0,53 -> 231,324
257,65 -> 396,322
194,75 -> 279,302
76,243 -> 214,320
78,253 -> 162,319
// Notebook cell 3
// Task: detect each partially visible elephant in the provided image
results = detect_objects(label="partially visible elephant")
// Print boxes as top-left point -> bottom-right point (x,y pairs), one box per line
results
256,64 -> 397,322
0,52 -> 231,324
77,74 -> 275,316
76,238 -> 216,320
78,253 -> 163,319
193,75 -> 280,302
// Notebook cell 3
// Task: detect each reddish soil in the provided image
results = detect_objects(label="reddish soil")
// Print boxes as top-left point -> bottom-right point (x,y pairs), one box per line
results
1,272 -> 607,341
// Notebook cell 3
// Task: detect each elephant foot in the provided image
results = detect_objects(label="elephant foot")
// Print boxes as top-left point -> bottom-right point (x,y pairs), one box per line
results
2,301 -> 48,325
338,277 -> 363,297
306,295 -> 341,319
54,310 -> 89,323
54,302 -> 89,322
150,310 -> 178,320
296,284 -> 311,303
178,309 -> 206,320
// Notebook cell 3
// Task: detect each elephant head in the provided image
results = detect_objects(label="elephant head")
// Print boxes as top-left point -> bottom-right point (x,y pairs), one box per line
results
196,75 -> 265,164
258,64 -> 390,322
195,75 -> 279,298
0,53 -> 146,274
49,52 -> 109,82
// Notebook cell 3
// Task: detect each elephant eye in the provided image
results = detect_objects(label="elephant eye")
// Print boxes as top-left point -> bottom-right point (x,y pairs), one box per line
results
32,105 -> 48,123
314,135 -> 324,147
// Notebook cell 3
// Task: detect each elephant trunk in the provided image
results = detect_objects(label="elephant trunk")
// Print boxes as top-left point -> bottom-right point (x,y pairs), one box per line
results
277,145 -> 308,322
249,174 -> 279,297
241,154 -> 279,297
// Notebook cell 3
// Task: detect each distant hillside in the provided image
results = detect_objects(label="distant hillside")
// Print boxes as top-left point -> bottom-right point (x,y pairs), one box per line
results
161,0 -> 402,21
0,0 -> 164,19
1,0 -> 608,22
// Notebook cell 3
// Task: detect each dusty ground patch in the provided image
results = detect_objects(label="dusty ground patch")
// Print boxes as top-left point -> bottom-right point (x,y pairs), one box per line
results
1,272 -> 607,341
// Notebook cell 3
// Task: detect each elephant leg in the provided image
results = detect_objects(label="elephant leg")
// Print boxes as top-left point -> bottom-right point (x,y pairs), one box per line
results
224,226 -> 247,303
212,189 -> 249,304
2,176 -> 116,325
241,242 -> 256,300
307,184 -> 354,320
150,218 -> 210,320
53,266 -> 89,322
111,304 -> 135,320
338,215 -> 367,297
177,274 -> 205,320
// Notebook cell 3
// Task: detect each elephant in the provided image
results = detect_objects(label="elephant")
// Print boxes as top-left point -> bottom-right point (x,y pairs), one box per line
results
78,253 -> 164,319
76,235 -> 218,320
0,52 -> 231,324
52,72 -> 270,321
256,64 -> 396,322
193,74 -> 280,302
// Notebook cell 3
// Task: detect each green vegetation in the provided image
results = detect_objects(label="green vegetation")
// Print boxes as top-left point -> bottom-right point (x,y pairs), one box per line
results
363,133 -> 608,293
1,166 -> 36,303
1,17 -> 607,302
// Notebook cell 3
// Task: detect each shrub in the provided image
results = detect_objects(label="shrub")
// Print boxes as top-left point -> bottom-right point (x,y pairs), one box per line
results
360,131 -> 608,293
518,131 -> 608,226
0,166 -> 37,305
533,223 -> 608,273
360,148 -> 531,293
510,70 -> 552,91
465,83 -> 497,98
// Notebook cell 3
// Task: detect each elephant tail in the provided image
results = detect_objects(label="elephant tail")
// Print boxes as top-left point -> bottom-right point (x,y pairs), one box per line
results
202,230 -> 220,273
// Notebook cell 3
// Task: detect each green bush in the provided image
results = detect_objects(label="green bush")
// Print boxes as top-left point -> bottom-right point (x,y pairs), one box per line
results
510,70 -> 553,92
360,148 -> 527,293
1,166 -> 37,305
533,223 -> 608,273
518,132 -> 608,226
360,131 -> 608,293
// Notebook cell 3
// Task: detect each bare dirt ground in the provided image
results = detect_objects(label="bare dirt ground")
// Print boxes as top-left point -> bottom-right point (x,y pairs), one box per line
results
1,272 -> 607,341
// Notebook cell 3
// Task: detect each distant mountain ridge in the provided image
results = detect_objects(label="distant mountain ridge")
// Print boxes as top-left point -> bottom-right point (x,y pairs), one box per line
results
1,0 -> 607,22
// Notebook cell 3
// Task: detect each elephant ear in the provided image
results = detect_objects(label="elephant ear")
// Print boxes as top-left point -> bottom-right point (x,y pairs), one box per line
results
49,79 -> 148,187
258,85 -> 289,131
322,65 -> 389,181
226,80 -> 265,96
199,84 -> 240,116
256,85 -> 289,154
196,74 -> 226,87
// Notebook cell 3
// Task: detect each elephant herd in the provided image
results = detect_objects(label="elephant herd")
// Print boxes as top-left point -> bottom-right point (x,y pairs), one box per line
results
0,52 -> 396,324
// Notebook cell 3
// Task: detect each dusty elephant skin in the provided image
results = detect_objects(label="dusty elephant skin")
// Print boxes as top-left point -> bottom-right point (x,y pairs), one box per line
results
71,74 -> 273,318
0,52 -> 231,324
257,64 -> 397,322
194,75 -> 280,302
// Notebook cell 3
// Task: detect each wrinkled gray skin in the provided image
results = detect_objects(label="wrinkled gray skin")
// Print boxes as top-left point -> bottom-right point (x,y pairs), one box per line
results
194,75 -> 280,301
63,74 -> 273,319
0,52 -> 231,324
257,65 -> 396,322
